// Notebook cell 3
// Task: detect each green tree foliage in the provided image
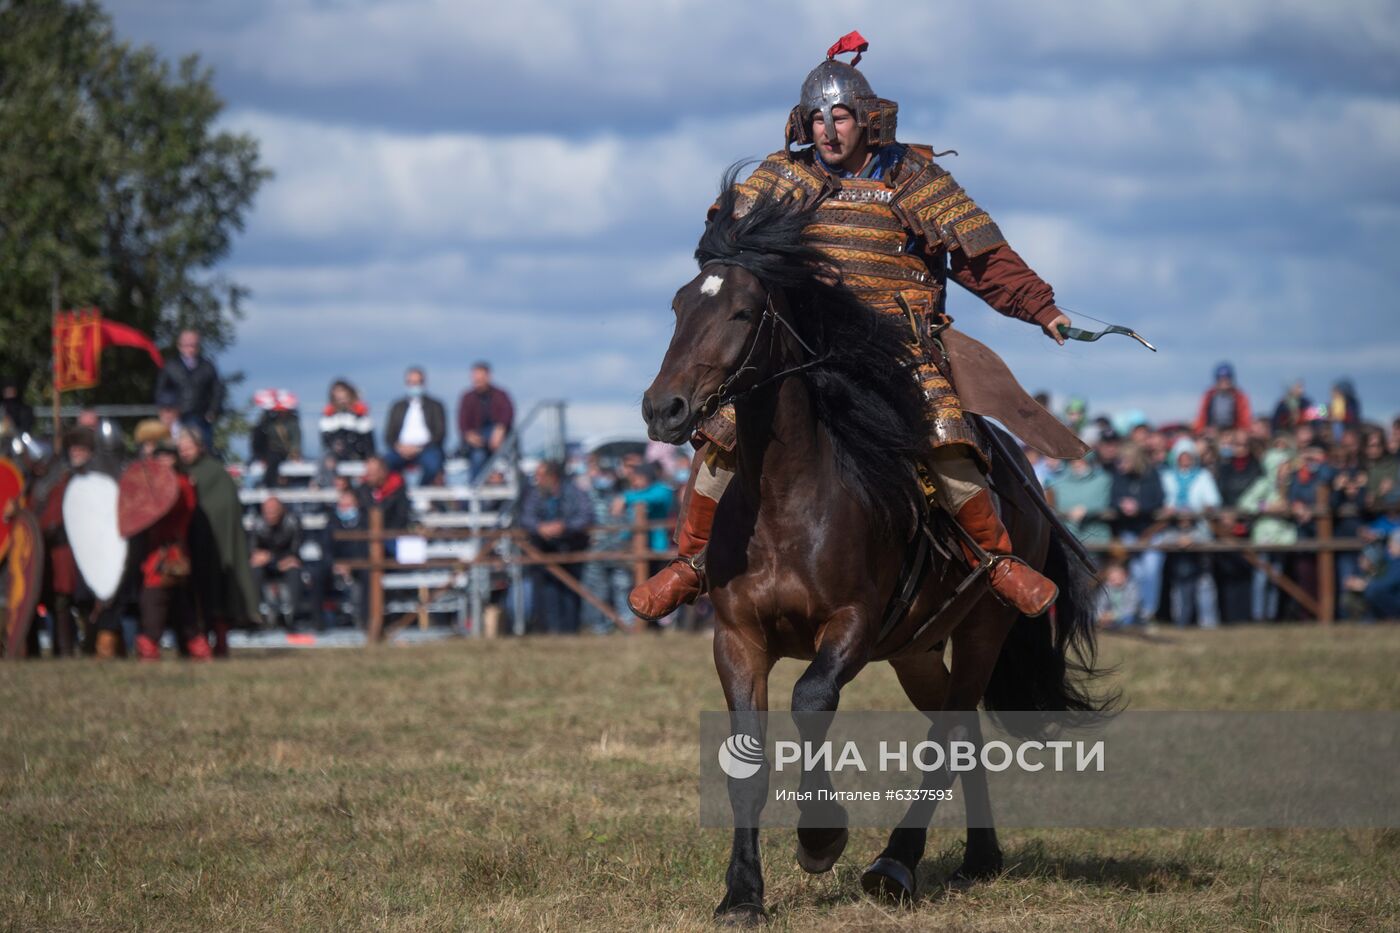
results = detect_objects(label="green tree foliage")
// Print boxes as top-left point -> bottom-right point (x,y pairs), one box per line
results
0,0 -> 268,413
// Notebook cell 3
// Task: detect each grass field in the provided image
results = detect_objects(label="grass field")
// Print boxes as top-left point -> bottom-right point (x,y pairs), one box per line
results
3,626 -> 1399,931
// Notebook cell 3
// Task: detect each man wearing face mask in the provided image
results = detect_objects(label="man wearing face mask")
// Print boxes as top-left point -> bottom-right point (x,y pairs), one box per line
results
320,488 -> 368,628
630,32 -> 1078,623
384,366 -> 447,485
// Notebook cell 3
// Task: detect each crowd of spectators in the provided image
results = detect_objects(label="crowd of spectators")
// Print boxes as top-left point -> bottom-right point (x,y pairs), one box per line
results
138,351 -> 1400,636
1050,365 -> 1400,628
8,328 -> 1398,653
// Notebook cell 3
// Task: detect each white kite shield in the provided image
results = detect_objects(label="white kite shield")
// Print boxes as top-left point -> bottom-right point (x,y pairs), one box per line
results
63,472 -> 128,601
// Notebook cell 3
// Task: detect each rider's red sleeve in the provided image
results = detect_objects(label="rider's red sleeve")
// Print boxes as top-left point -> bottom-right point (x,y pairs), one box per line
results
947,242 -> 1059,328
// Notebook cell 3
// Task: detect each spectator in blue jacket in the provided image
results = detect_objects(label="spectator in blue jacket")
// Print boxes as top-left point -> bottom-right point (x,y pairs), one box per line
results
1345,532 -> 1400,621
519,461 -> 592,634
614,462 -> 676,555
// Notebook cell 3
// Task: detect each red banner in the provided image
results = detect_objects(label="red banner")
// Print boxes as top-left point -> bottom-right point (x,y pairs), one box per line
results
54,309 -> 102,392
101,319 -> 165,369
53,309 -> 164,392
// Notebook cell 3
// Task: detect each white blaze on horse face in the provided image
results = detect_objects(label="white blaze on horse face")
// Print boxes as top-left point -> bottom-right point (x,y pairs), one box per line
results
700,273 -> 725,297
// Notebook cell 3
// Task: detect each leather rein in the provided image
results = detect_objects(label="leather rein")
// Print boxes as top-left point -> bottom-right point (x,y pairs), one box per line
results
695,262 -> 831,419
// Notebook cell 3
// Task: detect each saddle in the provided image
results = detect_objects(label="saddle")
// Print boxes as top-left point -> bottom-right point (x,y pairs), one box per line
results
870,479 -> 988,661
870,412 -> 1086,661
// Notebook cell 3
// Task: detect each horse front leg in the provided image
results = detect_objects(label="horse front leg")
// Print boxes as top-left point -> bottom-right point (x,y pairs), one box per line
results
791,610 -> 869,874
713,626 -> 774,925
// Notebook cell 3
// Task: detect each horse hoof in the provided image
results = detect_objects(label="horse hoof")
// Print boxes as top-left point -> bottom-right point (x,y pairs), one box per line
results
796,826 -> 848,874
860,857 -> 916,903
947,854 -> 1003,889
713,902 -> 768,926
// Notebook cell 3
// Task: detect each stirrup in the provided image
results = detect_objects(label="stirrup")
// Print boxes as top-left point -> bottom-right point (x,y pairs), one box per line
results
681,550 -> 708,591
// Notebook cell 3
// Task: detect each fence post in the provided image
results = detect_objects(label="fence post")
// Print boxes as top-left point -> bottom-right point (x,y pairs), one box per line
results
1315,484 -> 1335,625
468,494 -> 484,636
367,506 -> 385,643
632,502 -> 649,590
510,532 -> 526,636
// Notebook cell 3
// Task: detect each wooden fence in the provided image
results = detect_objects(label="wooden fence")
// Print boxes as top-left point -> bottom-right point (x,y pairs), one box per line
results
337,485 -> 1375,641
335,504 -> 676,642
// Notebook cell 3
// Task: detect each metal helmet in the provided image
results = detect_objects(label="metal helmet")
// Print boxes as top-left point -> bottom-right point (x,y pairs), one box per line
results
96,417 -> 125,455
786,33 -> 898,153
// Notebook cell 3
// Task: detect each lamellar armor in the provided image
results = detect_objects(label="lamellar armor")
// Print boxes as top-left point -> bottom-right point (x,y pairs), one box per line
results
722,150 -> 1006,455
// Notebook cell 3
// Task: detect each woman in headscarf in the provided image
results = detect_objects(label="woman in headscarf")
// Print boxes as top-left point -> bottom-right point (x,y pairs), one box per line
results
1160,436 -> 1222,627
1238,448 -> 1298,622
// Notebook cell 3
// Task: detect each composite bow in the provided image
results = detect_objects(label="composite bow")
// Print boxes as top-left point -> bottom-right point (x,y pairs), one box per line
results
1057,323 -> 1157,352
1055,306 -> 1157,351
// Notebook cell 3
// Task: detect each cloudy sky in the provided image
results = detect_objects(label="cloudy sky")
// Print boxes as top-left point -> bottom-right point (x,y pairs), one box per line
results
108,0 -> 1400,447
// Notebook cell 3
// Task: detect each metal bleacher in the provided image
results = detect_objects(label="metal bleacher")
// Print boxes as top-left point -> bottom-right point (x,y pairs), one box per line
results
234,400 -> 568,636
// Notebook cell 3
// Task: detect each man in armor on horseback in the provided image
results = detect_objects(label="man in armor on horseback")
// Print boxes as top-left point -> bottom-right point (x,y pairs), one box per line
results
630,33 -> 1072,622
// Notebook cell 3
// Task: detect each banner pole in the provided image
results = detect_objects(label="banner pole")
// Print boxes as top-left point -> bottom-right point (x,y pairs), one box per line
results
51,272 -> 62,454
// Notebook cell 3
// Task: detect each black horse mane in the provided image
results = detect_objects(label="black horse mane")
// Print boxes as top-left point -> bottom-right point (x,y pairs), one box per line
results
695,165 -> 931,534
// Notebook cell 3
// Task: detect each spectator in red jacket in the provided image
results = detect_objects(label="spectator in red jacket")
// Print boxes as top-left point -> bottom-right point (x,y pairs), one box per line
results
1194,362 -> 1252,434
457,362 -> 514,482
136,441 -> 211,662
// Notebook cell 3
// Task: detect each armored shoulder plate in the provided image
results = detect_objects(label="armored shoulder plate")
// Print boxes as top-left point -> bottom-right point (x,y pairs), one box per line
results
892,145 -> 1006,258
718,151 -> 829,219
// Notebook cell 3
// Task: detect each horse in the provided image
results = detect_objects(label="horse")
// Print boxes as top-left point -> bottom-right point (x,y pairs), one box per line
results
640,172 -> 1112,923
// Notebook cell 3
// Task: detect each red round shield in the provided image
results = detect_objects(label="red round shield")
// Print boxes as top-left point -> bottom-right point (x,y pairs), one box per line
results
118,460 -> 179,538
0,458 -> 24,560
3,509 -> 45,659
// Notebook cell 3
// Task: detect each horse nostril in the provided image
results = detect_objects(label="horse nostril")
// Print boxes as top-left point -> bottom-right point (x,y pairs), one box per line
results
664,396 -> 688,424
642,396 -> 654,421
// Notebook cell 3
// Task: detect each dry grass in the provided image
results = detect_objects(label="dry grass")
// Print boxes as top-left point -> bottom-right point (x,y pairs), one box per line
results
2,625 -> 1398,931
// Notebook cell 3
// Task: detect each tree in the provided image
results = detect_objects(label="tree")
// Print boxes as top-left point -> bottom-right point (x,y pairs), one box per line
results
0,0 -> 268,418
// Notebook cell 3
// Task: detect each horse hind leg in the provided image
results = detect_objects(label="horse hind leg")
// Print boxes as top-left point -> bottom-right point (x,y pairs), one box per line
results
942,609 -> 1016,887
945,710 -> 1004,889
863,610 -> 1012,902
861,650 -> 950,902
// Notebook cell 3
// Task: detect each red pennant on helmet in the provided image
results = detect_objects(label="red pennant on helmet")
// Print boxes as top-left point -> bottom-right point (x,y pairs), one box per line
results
826,31 -> 869,64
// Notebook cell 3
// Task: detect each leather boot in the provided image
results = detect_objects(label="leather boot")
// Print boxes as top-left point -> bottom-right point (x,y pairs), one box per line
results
135,633 -> 162,661
211,622 -> 230,659
185,630 -> 213,661
628,492 -> 717,622
95,630 -> 121,660
954,489 -> 1058,617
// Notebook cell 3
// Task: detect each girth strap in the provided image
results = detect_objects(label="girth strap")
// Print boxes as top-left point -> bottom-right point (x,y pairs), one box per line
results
872,522 -> 933,649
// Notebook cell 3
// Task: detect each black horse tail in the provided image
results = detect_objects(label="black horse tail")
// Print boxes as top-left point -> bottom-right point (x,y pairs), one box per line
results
982,532 -> 1120,737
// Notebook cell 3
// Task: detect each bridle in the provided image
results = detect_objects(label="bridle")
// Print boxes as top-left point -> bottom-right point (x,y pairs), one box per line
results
695,262 -> 831,419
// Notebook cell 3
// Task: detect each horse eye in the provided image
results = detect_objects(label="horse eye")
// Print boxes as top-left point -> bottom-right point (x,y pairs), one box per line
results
731,308 -> 755,323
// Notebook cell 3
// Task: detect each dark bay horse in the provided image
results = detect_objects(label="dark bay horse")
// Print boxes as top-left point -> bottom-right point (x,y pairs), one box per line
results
641,175 -> 1110,923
